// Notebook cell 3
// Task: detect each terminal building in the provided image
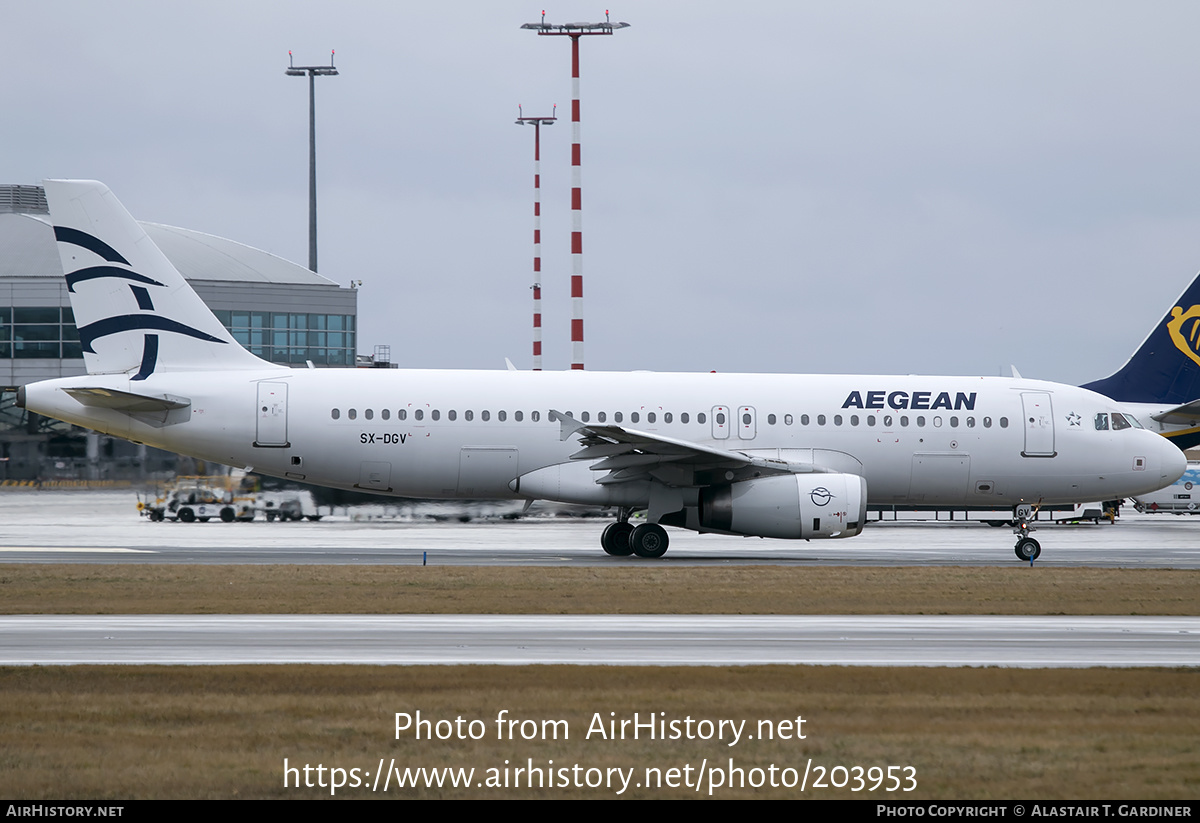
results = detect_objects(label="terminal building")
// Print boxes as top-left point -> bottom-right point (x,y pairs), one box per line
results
0,184 -> 359,481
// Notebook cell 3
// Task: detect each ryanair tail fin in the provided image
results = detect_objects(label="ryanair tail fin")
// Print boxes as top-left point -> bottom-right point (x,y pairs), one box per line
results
43,179 -> 273,378
1082,270 -> 1200,405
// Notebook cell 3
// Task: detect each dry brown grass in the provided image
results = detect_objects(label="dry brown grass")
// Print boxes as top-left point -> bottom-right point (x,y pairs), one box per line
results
1,665 -> 1197,799
0,564 -> 1196,615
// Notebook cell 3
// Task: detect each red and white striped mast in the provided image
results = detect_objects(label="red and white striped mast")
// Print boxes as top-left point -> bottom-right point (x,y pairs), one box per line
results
522,10 -> 629,370
515,105 -> 556,371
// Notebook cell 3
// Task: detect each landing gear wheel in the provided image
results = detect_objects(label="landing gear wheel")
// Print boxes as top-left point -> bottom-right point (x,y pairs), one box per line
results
1014,538 -> 1041,561
601,522 -> 635,556
630,523 -> 669,559
178,508 -> 195,523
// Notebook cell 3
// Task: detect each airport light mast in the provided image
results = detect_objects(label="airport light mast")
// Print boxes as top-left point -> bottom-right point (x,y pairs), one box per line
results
522,11 -> 629,370
515,105 -> 557,371
285,50 -> 339,273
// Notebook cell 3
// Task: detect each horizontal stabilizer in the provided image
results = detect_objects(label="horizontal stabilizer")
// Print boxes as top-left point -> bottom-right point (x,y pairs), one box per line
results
64,387 -> 191,413
1150,398 -> 1200,425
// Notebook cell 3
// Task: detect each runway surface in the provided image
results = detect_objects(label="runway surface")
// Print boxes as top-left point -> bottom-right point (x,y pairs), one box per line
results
3,614 -> 1197,667
0,492 -> 1198,567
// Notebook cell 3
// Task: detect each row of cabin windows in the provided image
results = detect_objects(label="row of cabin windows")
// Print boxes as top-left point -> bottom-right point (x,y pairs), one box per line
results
329,407 -> 1009,430
331,408 -> 539,422
767,413 -> 1008,429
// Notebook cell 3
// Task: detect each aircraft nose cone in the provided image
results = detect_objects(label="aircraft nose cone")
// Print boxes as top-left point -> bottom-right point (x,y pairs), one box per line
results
1158,436 -> 1187,485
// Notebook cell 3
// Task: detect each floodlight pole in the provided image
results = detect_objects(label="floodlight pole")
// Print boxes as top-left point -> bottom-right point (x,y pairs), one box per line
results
516,105 -> 557,371
286,50 -> 339,273
522,11 -> 629,370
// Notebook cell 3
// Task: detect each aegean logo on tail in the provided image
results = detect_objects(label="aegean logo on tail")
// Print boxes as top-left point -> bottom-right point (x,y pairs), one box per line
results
54,227 -> 227,381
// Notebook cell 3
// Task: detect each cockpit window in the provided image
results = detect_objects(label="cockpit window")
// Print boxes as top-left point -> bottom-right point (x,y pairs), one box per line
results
1110,412 -> 1132,431
1094,413 -> 1109,431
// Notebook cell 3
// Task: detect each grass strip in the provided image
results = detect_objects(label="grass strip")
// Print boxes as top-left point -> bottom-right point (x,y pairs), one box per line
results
0,564 -> 1196,615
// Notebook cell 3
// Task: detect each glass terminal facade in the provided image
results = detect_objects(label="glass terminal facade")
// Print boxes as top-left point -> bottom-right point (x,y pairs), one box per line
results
0,307 -> 356,367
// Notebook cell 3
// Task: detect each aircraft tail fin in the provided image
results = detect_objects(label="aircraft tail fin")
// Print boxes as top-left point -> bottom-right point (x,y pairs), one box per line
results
42,179 -> 273,378
1082,269 -> 1200,405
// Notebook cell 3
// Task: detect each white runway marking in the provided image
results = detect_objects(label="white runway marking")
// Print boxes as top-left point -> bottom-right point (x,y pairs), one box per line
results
0,547 -> 149,553
2,615 -> 1197,668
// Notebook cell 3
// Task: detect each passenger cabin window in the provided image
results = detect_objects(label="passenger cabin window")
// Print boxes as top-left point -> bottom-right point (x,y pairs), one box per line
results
414,410 -> 423,421
499,411 -> 507,422
382,409 -> 390,420
801,414 -> 810,425
631,412 -> 640,423
431,410 -> 440,421
784,414 -> 793,425
349,409 -> 357,420
365,409 -> 374,420
331,409 -> 340,420
614,412 -> 623,423
515,411 -> 524,422
398,409 -> 407,421
648,413 -> 657,423
698,413 -> 706,424
681,413 -> 690,424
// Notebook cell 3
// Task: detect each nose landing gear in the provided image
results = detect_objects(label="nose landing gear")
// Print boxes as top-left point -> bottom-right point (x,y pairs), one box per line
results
1012,503 -> 1041,561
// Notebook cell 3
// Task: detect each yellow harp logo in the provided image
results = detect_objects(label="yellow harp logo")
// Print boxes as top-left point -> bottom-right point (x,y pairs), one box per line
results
1167,305 -> 1200,369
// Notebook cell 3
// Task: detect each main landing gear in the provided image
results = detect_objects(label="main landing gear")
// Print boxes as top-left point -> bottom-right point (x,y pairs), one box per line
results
601,510 -> 670,559
1012,503 -> 1041,561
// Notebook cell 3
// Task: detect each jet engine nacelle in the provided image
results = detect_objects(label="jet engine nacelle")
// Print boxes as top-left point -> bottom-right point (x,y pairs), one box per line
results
698,473 -> 867,539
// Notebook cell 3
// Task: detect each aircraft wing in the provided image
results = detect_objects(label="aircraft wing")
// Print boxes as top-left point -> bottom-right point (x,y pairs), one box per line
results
551,410 -> 834,488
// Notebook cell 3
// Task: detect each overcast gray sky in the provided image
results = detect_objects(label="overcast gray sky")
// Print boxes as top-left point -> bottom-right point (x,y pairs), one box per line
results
6,1 -> 1200,383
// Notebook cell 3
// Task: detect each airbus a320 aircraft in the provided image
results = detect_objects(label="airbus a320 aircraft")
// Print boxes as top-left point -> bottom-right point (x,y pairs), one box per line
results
18,181 -> 1186,560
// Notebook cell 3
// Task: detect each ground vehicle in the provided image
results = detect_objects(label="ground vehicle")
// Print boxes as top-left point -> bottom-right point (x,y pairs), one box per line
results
1133,462 -> 1200,513
137,475 -> 256,522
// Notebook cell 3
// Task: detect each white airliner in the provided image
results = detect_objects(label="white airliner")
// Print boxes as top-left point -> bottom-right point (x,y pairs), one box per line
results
17,180 -> 1186,561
